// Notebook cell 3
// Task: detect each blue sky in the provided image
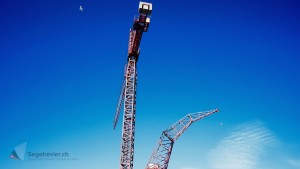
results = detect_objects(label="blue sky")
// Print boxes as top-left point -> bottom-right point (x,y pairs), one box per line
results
0,0 -> 300,169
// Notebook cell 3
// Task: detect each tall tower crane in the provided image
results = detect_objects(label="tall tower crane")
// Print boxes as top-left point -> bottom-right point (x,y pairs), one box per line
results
114,2 -> 152,169
145,109 -> 219,169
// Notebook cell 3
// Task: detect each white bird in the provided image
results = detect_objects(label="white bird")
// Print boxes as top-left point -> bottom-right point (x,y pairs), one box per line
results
79,5 -> 84,12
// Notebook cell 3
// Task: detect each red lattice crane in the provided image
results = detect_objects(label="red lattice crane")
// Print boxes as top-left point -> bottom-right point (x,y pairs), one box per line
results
145,109 -> 219,169
113,2 -> 152,169
113,2 -> 219,169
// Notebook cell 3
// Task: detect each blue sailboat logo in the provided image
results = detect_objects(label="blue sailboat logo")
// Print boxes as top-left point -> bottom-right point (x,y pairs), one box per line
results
10,142 -> 27,160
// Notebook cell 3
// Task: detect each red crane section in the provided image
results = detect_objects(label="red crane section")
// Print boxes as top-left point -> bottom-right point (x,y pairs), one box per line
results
127,3 -> 151,61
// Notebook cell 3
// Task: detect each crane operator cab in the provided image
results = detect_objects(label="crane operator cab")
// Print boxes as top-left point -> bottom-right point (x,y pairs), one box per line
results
138,1 -> 152,32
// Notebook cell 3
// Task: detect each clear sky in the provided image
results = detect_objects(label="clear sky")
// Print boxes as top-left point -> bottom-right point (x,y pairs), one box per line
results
0,0 -> 300,169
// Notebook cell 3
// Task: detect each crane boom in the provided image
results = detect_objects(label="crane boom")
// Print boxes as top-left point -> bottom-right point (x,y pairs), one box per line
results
118,2 -> 152,169
146,109 -> 219,169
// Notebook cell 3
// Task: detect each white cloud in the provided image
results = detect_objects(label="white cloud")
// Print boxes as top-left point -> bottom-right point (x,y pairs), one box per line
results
208,120 -> 276,169
288,158 -> 300,168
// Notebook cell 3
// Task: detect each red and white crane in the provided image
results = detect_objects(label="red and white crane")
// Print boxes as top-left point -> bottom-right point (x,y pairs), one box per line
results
145,109 -> 219,169
113,2 -> 219,169
113,2 -> 152,169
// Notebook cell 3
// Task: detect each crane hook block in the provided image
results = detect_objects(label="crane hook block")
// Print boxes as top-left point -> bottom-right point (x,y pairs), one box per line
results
139,1 -> 152,16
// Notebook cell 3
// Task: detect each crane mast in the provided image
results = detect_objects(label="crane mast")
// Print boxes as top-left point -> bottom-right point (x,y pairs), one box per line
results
115,2 -> 152,169
146,109 -> 219,169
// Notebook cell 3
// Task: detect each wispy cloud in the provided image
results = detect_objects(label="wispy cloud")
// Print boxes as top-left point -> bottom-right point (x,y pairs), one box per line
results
288,158 -> 300,168
208,120 -> 276,169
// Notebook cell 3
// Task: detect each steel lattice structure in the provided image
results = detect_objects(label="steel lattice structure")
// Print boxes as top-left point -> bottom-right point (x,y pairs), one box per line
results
146,109 -> 219,169
120,57 -> 137,169
113,3 -> 219,169
114,2 -> 152,169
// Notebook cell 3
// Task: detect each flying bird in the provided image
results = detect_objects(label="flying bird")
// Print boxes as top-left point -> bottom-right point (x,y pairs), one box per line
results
79,5 -> 84,12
